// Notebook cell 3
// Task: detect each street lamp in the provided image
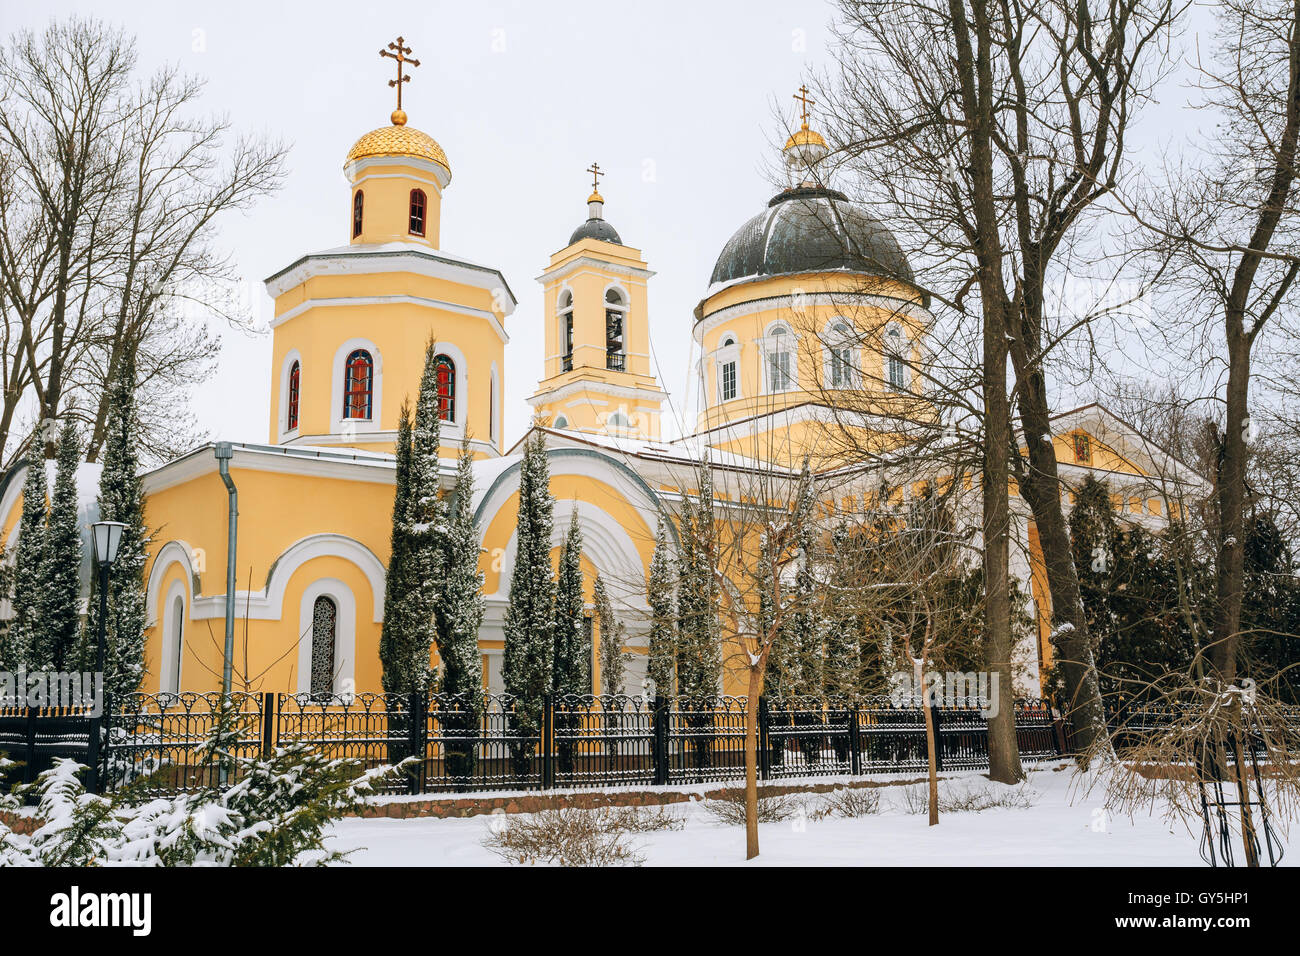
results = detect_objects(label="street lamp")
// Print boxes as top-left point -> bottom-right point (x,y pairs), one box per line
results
89,521 -> 127,677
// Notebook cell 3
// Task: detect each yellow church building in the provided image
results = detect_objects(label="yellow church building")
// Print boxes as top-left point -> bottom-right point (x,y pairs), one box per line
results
0,66 -> 1198,701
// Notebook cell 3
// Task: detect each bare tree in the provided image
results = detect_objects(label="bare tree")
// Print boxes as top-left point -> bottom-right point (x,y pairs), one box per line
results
817,0 -> 1180,759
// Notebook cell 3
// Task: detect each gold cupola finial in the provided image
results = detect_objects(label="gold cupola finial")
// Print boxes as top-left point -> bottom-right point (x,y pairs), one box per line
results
784,83 -> 828,182
586,161 -> 606,215
380,35 -> 420,126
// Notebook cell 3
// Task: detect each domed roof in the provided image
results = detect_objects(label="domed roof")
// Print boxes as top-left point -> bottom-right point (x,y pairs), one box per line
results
345,120 -> 450,177
784,127 -> 827,150
708,185 -> 913,289
569,217 -> 623,245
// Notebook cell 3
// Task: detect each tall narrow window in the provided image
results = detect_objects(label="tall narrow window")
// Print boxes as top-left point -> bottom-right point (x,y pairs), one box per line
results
310,595 -> 337,698
720,360 -> 737,401
767,326 -> 793,392
559,291 -> 574,371
352,191 -> 364,238
434,354 -> 455,422
343,349 -> 373,419
166,595 -> 184,695
605,288 -> 626,371
409,188 -> 426,237
829,323 -> 855,389
489,370 -> 498,442
286,361 -> 301,431
885,327 -> 907,390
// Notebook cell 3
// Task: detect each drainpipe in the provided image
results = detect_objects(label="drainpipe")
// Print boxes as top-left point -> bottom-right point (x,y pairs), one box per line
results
214,442 -> 238,696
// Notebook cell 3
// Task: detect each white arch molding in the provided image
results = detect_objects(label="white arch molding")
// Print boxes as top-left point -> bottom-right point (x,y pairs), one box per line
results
277,348 -> 303,442
296,577 -> 357,696
159,579 -> 188,694
144,533 -> 386,624
330,337 -> 385,436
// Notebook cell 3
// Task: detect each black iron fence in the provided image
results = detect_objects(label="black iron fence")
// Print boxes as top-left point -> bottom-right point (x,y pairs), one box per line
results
1,692 -> 1070,797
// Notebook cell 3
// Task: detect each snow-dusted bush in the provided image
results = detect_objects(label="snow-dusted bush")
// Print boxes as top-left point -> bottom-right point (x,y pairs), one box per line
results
808,786 -> 881,820
702,790 -> 807,825
481,806 -> 655,866
0,701 -> 407,867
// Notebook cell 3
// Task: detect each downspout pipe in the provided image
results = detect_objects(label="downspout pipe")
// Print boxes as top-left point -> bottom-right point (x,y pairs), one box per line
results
214,442 -> 237,696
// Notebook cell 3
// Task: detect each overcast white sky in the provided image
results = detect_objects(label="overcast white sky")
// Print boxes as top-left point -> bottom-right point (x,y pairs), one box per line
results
4,0 -> 854,447
4,0 -> 1222,450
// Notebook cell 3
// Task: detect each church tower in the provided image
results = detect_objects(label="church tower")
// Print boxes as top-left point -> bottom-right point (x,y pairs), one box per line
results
529,166 -> 667,438
263,38 -> 516,459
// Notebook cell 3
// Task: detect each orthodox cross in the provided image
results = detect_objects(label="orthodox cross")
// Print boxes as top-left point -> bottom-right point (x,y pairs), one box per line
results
587,161 -> 604,193
794,84 -> 815,128
380,36 -> 420,111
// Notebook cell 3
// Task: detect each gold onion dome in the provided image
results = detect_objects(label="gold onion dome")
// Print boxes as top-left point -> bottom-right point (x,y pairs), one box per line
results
345,110 -> 450,176
784,125 -> 827,150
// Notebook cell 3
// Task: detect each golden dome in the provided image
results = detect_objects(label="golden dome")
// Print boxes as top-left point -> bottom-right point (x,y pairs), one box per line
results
588,190 -> 604,203
345,121 -> 450,175
784,126 -> 827,150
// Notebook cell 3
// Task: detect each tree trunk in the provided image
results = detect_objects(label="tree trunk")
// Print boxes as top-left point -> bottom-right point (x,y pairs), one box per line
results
1015,377 -> 1109,758
744,666 -> 762,860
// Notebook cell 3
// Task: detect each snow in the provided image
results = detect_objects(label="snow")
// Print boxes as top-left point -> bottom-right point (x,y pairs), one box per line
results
320,764 -> 1253,866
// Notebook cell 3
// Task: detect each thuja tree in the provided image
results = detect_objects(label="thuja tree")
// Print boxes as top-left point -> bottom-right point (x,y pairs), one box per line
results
675,462 -> 722,774
33,423 -> 82,671
435,441 -> 486,780
501,429 -> 555,777
594,572 -> 627,696
645,517 -> 677,697
380,339 -> 446,695
81,353 -> 149,698
5,438 -> 48,668
552,508 -> 588,776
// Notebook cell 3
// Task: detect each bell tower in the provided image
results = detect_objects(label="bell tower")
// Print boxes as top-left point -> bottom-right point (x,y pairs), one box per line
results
529,166 -> 667,439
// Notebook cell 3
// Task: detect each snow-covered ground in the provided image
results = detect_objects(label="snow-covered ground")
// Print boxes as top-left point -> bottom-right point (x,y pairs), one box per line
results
322,763 -> 1262,866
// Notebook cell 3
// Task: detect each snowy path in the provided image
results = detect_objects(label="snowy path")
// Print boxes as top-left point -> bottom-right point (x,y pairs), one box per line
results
322,765 -> 1251,866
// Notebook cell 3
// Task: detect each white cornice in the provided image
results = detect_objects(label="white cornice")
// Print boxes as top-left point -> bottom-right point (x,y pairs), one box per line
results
264,247 -> 517,314
527,377 -> 668,407
536,256 -> 655,285
344,155 -> 451,189
142,443 -> 398,495
694,292 -> 932,343
271,294 -> 509,344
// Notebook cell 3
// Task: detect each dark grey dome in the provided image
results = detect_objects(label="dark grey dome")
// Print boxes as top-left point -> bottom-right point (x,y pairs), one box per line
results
708,186 -> 913,288
569,217 -> 622,245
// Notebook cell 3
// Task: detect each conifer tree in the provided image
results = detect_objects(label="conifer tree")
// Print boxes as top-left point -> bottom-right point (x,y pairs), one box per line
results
34,423 -> 83,671
379,338 -> 447,695
502,429 -> 555,773
645,517 -> 677,697
6,441 -> 48,668
676,462 -> 721,698
594,572 -> 627,696
767,460 -> 823,698
436,440 -> 486,778
379,401 -> 418,694
552,508 -> 588,697
83,353 -> 149,699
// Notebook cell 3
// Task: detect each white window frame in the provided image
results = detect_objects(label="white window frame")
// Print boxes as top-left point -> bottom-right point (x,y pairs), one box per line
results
296,578 -> 357,698
603,284 -> 628,371
884,323 -> 910,391
713,333 -> 742,403
759,323 -> 798,394
331,337 -> 384,434
822,321 -> 860,390
277,348 -> 303,442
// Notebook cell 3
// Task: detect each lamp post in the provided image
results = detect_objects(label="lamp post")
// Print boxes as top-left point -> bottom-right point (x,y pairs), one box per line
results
89,521 -> 127,678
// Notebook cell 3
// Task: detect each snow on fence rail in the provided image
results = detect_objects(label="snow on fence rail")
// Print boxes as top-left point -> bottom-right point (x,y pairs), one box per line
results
0,692 -> 1069,797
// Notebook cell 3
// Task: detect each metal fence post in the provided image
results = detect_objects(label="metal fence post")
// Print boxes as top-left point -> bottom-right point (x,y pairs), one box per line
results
849,702 -> 861,776
758,695 -> 771,782
407,691 -> 427,795
23,706 -> 36,787
85,698 -> 103,795
652,696 -> 669,786
261,692 -> 276,758
541,694 -> 554,790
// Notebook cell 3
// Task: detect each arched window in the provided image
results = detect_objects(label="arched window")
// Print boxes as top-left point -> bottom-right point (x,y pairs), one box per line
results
286,361 -> 301,431
828,323 -> 856,389
310,595 -> 337,698
558,290 -> 574,371
165,595 -> 184,695
409,189 -> 427,237
605,288 -> 626,371
489,368 -> 498,442
766,325 -> 794,392
352,191 -> 364,238
343,349 -> 373,419
607,411 -> 629,428
553,415 -> 569,428
885,326 -> 908,390
434,354 -> 455,422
